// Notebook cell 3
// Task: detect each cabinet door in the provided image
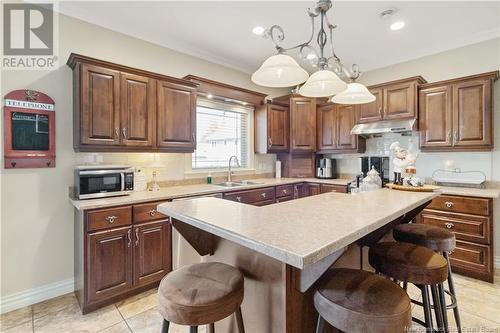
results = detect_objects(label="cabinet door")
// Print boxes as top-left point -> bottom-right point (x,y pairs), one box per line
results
336,104 -> 358,150
134,220 -> 172,287
87,226 -> 133,304
358,88 -> 383,123
452,79 -> 492,148
120,73 -> 155,147
383,81 -> 416,120
317,103 -> 337,151
267,103 -> 289,152
80,64 -> 120,146
419,85 -> 453,148
157,80 -> 196,151
290,97 -> 316,151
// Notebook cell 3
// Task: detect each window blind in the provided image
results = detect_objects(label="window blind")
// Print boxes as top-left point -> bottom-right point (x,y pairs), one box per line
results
192,98 -> 253,169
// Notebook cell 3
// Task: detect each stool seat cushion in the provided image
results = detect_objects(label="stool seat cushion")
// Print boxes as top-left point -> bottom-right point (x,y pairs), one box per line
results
369,242 -> 448,285
157,262 -> 244,326
314,268 -> 411,333
393,223 -> 456,252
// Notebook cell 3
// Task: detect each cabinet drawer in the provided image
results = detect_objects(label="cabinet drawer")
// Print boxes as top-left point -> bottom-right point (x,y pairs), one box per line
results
276,195 -> 293,203
427,195 -> 490,216
420,209 -> 491,244
449,240 -> 492,282
87,206 -> 132,232
253,199 -> 276,207
320,184 -> 348,194
276,185 -> 293,198
224,187 -> 276,204
133,202 -> 168,224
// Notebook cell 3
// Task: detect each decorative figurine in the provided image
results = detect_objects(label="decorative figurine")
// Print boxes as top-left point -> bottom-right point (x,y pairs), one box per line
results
390,141 -> 417,185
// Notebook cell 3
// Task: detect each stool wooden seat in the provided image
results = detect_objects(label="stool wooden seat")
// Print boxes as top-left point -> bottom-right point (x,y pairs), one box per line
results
393,223 -> 462,332
314,268 -> 412,333
369,242 -> 448,285
157,262 -> 245,333
393,224 -> 456,253
369,242 -> 449,332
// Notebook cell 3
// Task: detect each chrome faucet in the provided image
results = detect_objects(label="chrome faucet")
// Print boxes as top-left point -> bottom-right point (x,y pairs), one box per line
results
227,155 -> 240,182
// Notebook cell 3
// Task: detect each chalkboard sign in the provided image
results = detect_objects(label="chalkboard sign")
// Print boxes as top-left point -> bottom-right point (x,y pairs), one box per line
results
4,90 -> 55,168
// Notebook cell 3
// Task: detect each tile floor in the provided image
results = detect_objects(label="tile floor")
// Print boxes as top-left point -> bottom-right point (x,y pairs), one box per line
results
1,270 -> 499,333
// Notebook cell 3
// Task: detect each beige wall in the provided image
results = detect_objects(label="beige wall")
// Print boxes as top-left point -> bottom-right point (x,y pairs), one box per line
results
0,13 -> 285,300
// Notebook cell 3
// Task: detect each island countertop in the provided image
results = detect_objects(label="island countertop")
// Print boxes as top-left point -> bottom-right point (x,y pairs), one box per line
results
157,189 -> 439,269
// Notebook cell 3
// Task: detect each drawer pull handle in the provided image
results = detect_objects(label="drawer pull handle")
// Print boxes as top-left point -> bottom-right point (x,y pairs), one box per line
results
445,222 -> 455,229
261,193 -> 267,198
283,189 -> 287,194
135,228 -> 139,246
127,229 -> 132,248
444,201 -> 454,208
236,196 -> 241,202
105,215 -> 117,224
149,209 -> 157,217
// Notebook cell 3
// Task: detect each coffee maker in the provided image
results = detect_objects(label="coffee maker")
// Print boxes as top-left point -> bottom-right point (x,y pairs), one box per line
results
316,156 -> 336,179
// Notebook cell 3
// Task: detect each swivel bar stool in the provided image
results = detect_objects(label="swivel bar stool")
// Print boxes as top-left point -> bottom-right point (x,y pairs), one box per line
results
369,242 -> 449,333
393,223 -> 461,332
314,268 -> 412,333
157,262 -> 245,333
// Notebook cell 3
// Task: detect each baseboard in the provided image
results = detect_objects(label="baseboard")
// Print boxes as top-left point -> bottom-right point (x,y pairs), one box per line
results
0,278 -> 74,314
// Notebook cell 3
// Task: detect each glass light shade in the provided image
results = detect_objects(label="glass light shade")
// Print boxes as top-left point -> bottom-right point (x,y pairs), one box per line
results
251,54 -> 309,87
331,83 -> 376,104
298,70 -> 348,97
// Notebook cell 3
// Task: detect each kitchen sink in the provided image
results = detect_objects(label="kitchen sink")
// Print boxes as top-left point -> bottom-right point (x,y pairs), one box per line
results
235,180 -> 263,185
215,182 -> 244,187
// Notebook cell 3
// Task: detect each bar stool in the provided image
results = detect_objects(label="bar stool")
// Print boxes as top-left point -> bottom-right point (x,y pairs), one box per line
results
157,262 -> 245,333
369,242 -> 449,333
394,224 -> 461,332
314,268 -> 412,333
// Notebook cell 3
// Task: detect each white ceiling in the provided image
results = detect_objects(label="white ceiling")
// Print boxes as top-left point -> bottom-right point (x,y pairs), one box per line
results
58,1 -> 500,74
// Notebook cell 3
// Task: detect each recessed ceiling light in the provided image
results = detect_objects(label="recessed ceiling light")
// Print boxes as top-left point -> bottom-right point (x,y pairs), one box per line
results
390,21 -> 405,31
252,26 -> 266,35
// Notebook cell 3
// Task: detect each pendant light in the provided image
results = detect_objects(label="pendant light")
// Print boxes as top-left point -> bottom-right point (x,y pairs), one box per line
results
298,69 -> 347,97
331,82 -> 376,104
251,54 -> 309,87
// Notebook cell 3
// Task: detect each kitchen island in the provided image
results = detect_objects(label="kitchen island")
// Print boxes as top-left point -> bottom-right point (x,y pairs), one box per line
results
157,188 -> 439,333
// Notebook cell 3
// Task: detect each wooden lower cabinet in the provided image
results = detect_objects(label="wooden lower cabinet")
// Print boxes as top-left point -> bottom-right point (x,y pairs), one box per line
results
417,194 -> 494,282
87,226 -> 133,304
320,184 -> 348,194
79,203 -> 172,313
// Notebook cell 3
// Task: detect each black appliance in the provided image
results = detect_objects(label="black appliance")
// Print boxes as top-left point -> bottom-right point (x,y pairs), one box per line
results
360,156 -> 390,185
75,165 -> 134,199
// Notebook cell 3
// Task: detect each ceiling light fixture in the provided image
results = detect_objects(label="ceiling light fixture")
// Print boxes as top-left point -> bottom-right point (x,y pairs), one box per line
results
251,0 -> 374,103
252,26 -> 266,36
380,8 -> 405,31
390,21 -> 405,31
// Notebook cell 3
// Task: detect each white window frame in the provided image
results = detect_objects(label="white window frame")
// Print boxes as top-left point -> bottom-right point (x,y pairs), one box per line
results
186,98 -> 255,175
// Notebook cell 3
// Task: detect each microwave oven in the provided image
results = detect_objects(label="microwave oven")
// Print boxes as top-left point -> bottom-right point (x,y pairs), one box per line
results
75,165 -> 134,199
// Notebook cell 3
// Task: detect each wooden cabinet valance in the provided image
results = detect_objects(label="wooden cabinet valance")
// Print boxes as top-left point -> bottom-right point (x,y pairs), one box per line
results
419,71 -> 498,152
68,53 -> 198,152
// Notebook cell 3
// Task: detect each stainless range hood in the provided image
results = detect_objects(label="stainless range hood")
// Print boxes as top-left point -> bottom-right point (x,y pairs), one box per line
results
351,119 -> 416,136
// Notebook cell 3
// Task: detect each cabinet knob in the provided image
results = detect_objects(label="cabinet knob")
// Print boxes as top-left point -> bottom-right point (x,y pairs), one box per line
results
444,201 -> 454,208
105,215 -> 117,224
261,192 -> 267,198
445,222 -> 455,229
236,196 -> 241,202
149,209 -> 157,217
283,189 -> 287,194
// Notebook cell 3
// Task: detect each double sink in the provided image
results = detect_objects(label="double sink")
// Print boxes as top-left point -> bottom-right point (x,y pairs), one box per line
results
215,180 -> 263,187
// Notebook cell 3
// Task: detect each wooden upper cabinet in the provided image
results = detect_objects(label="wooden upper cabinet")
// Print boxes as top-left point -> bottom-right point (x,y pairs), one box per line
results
357,77 -> 425,123
316,103 -> 365,153
290,97 -> 316,152
80,64 -> 121,146
156,80 -> 197,151
87,226 -> 133,304
133,220 -> 172,287
267,103 -> 289,152
68,53 -> 198,152
120,73 -> 155,147
317,103 -> 336,150
384,81 -> 417,119
419,72 -> 497,152
419,85 -> 453,148
358,88 -> 383,123
453,78 -> 492,148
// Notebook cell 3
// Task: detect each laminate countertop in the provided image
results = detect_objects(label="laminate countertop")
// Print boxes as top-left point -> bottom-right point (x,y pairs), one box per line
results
157,189 -> 439,269
69,177 -> 353,210
437,186 -> 499,198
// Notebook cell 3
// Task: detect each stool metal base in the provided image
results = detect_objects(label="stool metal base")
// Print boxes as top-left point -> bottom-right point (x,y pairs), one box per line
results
161,307 -> 244,333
